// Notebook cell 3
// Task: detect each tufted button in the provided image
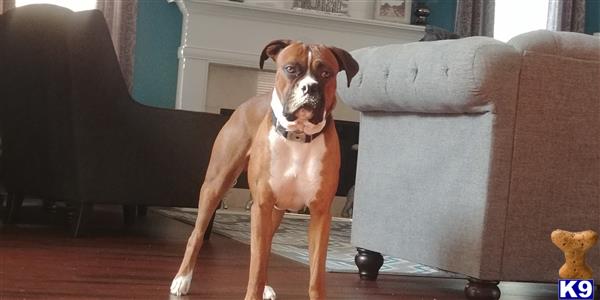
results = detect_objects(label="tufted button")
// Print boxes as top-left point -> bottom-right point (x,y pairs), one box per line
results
410,67 -> 419,82
357,72 -> 363,86
383,68 -> 390,78
442,66 -> 449,76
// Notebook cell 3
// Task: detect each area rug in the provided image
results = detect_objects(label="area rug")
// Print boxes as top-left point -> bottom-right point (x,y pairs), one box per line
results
153,208 -> 464,278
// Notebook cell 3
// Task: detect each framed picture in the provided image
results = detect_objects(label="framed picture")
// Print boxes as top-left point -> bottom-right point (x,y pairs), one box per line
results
374,0 -> 412,24
292,0 -> 349,16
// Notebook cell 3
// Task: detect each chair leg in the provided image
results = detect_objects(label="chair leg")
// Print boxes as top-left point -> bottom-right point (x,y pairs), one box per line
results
464,279 -> 501,300
123,205 -> 137,226
69,203 -> 93,238
136,205 -> 148,217
355,248 -> 384,281
341,185 -> 354,218
42,198 -> 58,212
4,192 -> 24,224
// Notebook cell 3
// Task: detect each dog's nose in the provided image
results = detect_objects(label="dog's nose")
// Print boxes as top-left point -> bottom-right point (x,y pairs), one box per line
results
301,82 -> 318,96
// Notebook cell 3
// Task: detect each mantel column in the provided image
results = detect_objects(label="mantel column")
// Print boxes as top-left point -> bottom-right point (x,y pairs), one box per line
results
175,56 -> 209,111
170,0 -> 209,112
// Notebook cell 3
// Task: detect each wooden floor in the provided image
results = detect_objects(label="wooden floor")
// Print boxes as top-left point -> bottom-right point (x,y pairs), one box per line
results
0,202 -> 557,299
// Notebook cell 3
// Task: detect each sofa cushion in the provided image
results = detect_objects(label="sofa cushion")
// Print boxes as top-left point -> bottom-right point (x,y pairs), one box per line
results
508,30 -> 600,61
337,37 -> 521,114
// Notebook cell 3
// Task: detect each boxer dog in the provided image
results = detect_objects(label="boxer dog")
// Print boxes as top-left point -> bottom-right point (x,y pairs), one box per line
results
170,39 -> 358,300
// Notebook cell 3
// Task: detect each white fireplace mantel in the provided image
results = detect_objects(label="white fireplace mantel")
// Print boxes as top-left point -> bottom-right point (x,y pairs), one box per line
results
169,0 -> 425,112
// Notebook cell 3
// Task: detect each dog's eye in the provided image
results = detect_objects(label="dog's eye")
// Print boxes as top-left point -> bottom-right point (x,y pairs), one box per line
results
321,71 -> 331,78
285,65 -> 296,73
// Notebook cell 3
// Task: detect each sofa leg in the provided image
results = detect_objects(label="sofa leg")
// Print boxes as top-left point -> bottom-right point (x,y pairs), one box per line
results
355,248 -> 384,280
464,279 -> 501,300
4,192 -> 24,224
69,203 -> 93,238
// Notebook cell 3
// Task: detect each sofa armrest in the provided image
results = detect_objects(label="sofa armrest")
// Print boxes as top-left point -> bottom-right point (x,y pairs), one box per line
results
124,101 -> 229,207
337,37 -> 521,114
72,95 -> 228,207
508,30 -> 600,61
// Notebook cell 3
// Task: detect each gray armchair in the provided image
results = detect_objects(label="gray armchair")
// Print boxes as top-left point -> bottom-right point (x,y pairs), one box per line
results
337,30 -> 600,299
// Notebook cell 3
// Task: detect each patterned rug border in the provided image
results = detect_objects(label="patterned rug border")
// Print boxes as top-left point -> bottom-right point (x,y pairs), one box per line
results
153,208 -> 465,279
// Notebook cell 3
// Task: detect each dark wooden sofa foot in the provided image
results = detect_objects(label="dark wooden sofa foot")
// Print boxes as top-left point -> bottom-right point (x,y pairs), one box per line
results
464,279 -> 501,300
355,248 -> 384,280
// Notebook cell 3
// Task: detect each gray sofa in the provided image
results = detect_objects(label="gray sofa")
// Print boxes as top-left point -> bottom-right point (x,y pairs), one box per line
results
337,30 -> 599,299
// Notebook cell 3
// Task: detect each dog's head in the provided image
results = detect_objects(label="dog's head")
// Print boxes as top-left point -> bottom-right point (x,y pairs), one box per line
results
260,40 -> 358,124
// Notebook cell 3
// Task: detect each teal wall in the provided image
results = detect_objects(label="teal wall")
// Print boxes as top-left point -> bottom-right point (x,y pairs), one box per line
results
586,0 -> 600,34
132,0 -> 181,109
423,0 -> 457,31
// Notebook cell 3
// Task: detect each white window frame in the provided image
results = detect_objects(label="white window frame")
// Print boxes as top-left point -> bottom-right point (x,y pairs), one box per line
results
494,0 -> 550,42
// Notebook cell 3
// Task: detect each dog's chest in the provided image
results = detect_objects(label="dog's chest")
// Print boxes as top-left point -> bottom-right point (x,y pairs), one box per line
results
267,129 -> 326,211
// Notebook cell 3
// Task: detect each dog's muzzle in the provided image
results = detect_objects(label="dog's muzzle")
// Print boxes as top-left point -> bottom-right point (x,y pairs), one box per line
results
284,97 -> 324,124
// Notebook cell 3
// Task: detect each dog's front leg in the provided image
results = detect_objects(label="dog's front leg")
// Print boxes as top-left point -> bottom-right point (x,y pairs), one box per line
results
307,205 -> 332,300
171,112 -> 254,296
245,186 -> 275,300
170,176 -> 234,296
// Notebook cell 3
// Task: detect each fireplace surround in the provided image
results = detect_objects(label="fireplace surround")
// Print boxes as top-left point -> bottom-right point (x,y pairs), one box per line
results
169,0 -> 425,112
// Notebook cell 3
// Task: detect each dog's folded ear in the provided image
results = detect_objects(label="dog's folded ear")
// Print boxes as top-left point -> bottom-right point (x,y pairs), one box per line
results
329,47 -> 359,88
260,39 -> 293,70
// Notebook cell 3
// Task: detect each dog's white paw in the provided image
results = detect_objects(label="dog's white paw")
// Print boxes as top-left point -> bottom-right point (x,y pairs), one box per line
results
170,273 -> 193,296
263,285 -> 277,300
